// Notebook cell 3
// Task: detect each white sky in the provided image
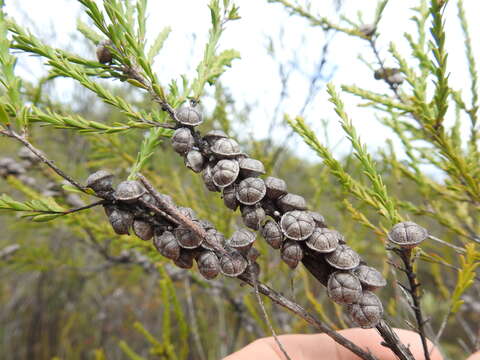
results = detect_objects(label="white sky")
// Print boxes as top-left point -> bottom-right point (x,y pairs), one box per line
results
6,0 -> 480,159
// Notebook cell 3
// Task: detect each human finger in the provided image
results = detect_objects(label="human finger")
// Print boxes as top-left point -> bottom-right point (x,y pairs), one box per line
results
224,328 -> 443,360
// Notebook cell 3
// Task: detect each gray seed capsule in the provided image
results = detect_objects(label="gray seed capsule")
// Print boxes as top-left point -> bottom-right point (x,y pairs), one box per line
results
222,184 -> 239,210
211,138 -> 242,158
388,221 -> 428,249
280,210 -> 315,241
359,24 -> 376,37
204,130 -> 228,146
346,291 -> 383,329
306,228 -> 340,253
276,193 -> 307,212
325,245 -> 360,270
220,250 -> 248,277
177,207 -> 197,220
133,219 -> 154,241
175,106 -> 203,127
261,220 -> 284,249
202,164 -> 220,192
174,225 -> 203,249
18,146 -> 40,164
307,211 -> 327,228
327,271 -> 363,304
203,229 -> 225,251
354,265 -> 387,291
96,40 -> 113,64
172,128 -> 195,155
153,230 -> 180,260
212,159 -> 239,188
108,207 -> 134,235
236,177 -> 266,205
198,219 -> 215,230
264,177 -> 287,199
86,170 -> 114,194
228,228 -> 256,252
197,251 -> 220,279
114,180 -> 146,203
174,250 -> 196,269
239,158 -> 266,177
281,241 -> 304,269
185,150 -> 205,173
241,205 -> 266,230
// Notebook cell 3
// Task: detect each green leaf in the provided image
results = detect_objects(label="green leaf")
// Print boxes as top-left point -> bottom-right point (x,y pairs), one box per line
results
31,213 -> 63,222
0,103 -> 9,124
147,26 -> 171,62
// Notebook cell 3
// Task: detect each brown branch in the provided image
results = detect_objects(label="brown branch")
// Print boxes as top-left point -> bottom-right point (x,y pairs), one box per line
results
0,128 -> 88,193
394,248 -> 433,360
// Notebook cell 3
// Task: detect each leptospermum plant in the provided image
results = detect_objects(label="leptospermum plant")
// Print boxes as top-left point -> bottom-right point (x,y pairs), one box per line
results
0,0 -> 479,359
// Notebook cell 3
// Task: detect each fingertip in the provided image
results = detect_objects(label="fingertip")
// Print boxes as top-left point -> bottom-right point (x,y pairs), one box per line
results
466,351 -> 480,360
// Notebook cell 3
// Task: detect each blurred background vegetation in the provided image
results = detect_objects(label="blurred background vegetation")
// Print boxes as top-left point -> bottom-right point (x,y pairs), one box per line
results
1,0 -> 479,359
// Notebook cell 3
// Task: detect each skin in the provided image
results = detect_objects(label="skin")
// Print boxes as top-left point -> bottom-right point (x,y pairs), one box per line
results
224,328 -> 480,360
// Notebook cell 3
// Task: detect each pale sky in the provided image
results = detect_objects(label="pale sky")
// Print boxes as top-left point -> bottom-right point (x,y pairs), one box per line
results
6,0 -> 480,160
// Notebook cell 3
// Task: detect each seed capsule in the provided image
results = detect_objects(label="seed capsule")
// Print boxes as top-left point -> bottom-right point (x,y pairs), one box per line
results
306,228 -> 340,253
280,210 -> 315,241
114,180 -> 146,203
359,24 -> 376,37
236,177 -> 266,205
227,228 -> 256,252
108,207 -> 134,235
325,245 -> 360,270
264,177 -> 287,199
197,251 -> 220,279
185,150 -> 205,173
327,271 -> 363,304
202,165 -> 220,192
239,158 -> 266,177
276,193 -> 307,212
153,230 -> 180,260
261,220 -> 284,249
203,228 -> 225,251
133,219 -> 154,241
211,138 -> 242,158
241,205 -> 266,230
174,225 -> 203,249
86,170 -> 114,194
212,159 -> 239,188
18,146 -> 40,164
388,221 -> 428,249
307,211 -> 327,228
222,184 -> 239,210
346,291 -> 383,329
281,241 -> 304,269
175,106 -> 203,127
174,250 -> 196,269
96,40 -> 113,64
177,207 -> 197,220
204,130 -> 228,146
354,265 -> 387,290
220,250 -> 248,277
172,128 -> 195,155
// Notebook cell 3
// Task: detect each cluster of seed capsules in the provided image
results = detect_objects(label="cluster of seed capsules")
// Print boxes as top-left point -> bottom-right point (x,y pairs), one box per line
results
86,105 -> 430,329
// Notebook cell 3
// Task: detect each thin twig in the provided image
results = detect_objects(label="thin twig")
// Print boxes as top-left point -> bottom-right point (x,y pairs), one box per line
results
250,262 -> 293,360
395,248 -> 432,360
0,128 -> 88,193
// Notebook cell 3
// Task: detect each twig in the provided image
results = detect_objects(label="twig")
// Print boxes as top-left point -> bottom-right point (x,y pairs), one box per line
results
0,128 -> 88,193
0,244 -> 20,260
184,278 -> 207,360
395,248 -> 432,360
250,261 -> 292,360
